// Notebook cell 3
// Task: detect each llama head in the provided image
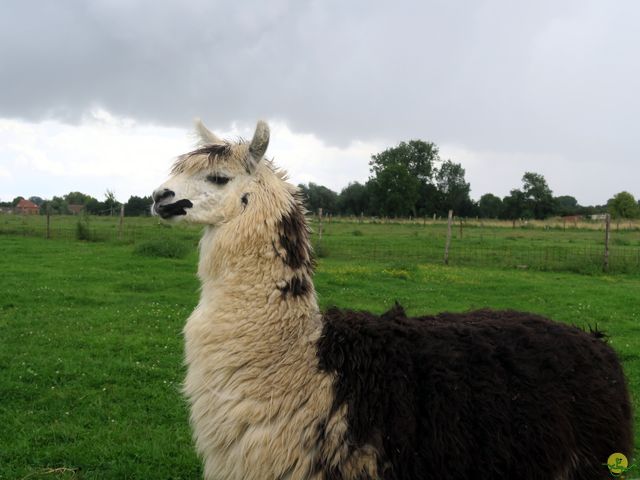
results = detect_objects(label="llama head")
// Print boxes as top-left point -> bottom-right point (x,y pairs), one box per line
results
152,120 -> 271,225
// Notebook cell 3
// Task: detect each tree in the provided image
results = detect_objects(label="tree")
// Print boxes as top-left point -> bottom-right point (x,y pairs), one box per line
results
64,191 -> 96,206
369,140 -> 438,182
28,196 -> 44,206
501,189 -> 528,226
435,160 -> 472,216
368,140 -> 439,217
478,193 -> 503,218
298,183 -> 338,214
368,163 -> 420,217
607,191 -> 639,220
104,189 -> 121,216
124,195 -> 153,216
11,196 -> 24,207
553,195 -> 580,216
415,182 -> 440,217
522,172 -> 554,219
336,182 -> 370,216
85,198 -> 104,215
41,196 -> 69,214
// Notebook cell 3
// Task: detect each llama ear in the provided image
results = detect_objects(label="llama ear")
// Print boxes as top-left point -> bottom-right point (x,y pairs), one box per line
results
194,118 -> 223,145
248,121 -> 270,168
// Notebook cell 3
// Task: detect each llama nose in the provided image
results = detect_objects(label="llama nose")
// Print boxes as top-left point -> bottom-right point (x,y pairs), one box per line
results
153,188 -> 175,203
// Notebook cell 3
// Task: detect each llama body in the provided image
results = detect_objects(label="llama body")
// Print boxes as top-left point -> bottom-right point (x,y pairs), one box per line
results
153,120 -> 633,479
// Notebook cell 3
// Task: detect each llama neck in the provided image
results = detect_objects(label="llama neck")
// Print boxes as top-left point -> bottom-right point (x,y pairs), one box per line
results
196,200 -> 318,329
183,194 -> 337,480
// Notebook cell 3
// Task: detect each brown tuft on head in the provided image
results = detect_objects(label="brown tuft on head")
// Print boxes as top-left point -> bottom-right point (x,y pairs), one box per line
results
188,143 -> 232,158
171,143 -> 233,175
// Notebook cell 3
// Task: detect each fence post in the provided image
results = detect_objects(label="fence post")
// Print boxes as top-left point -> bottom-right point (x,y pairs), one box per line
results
459,218 -> 463,239
317,207 -> 323,247
444,209 -> 453,265
603,213 -> 610,273
46,206 -> 51,239
118,205 -> 125,240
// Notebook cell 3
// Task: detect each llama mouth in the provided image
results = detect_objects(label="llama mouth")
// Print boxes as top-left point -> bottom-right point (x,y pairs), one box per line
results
156,199 -> 193,218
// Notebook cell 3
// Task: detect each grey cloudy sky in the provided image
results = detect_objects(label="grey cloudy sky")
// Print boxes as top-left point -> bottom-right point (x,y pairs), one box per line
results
1,0 -> 639,205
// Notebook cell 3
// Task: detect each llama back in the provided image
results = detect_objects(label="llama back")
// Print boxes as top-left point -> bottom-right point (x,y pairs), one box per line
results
317,306 -> 633,479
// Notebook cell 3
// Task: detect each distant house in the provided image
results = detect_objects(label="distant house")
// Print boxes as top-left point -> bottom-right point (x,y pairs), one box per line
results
590,213 -> 607,221
68,204 -> 85,215
15,199 -> 40,215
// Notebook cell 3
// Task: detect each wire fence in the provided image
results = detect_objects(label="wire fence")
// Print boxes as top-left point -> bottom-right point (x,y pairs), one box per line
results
2,214 -> 640,274
314,238 -> 640,274
0,215 -> 198,245
311,215 -> 640,274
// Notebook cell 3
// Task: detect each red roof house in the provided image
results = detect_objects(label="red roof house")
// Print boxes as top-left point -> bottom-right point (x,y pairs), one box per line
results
16,199 -> 40,215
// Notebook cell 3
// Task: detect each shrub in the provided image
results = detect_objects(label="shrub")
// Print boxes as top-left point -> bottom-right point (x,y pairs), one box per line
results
133,239 -> 190,259
75,219 -> 104,242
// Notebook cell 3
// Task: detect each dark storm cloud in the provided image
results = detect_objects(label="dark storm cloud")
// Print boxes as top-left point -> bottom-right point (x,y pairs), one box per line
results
1,0 -> 639,202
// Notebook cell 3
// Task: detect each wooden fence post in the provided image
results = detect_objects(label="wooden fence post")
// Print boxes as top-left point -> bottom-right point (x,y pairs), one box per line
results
118,205 -> 125,240
444,210 -> 453,265
459,218 -> 463,239
46,206 -> 51,239
317,207 -> 323,243
603,213 -> 610,272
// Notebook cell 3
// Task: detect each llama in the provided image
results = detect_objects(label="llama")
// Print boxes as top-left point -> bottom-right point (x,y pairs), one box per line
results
152,120 -> 633,480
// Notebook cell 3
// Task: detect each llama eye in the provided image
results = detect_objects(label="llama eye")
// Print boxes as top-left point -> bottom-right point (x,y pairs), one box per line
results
206,175 -> 231,186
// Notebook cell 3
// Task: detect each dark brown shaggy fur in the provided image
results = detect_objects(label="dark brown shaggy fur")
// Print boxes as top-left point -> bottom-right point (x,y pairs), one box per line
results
171,143 -> 232,174
276,202 -> 315,298
187,143 -> 232,159
317,304 -> 633,480
277,201 -> 313,271
278,275 -> 311,298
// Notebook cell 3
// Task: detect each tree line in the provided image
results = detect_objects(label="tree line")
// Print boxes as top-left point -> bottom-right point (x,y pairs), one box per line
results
0,191 -> 153,217
299,140 -> 640,221
2,139 -> 639,220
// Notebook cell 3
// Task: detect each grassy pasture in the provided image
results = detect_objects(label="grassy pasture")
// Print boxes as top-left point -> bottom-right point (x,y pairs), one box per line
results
2,213 -> 640,273
315,218 -> 640,273
1,223 -> 639,478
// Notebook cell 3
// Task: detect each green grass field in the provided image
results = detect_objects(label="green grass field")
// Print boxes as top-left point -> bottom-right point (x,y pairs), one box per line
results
1,224 -> 639,478
3,213 -> 640,273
